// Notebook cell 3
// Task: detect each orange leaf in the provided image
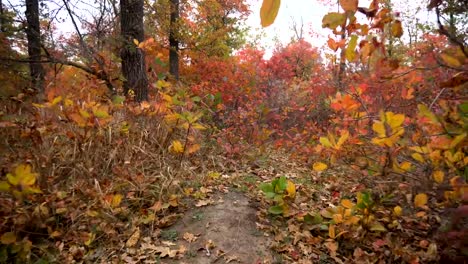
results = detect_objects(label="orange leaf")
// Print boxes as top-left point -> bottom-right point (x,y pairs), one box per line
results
340,0 -> 358,12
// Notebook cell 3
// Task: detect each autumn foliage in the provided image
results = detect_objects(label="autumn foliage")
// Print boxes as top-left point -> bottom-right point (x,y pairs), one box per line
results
0,0 -> 467,262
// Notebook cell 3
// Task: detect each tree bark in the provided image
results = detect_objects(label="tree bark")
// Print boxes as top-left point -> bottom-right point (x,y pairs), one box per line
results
120,0 -> 148,102
25,0 -> 45,94
169,0 -> 179,80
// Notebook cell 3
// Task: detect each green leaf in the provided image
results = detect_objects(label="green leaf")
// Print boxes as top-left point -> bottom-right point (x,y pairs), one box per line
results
459,102 -> 468,114
112,95 -> 126,105
304,213 -> 323,225
259,183 -> 274,193
322,12 -> 347,29
260,0 -> 281,27
268,205 -> 284,215
277,176 -> 287,192
265,192 -> 276,199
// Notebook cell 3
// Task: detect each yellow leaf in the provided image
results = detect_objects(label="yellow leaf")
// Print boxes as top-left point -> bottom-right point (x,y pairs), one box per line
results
7,164 -> 38,187
333,214 -> 343,224
286,180 -> 296,198
170,140 -> 184,153
345,35 -> 358,62
385,112 -> 405,130
414,193 -> 428,208
0,232 -> 16,244
412,153 -> 425,163
0,181 -> 10,192
432,170 -> 444,184
313,162 -> 328,172
156,80 -> 171,89
111,194 -> 123,208
450,133 -> 466,148
393,206 -> 402,216
51,96 -> 62,106
341,199 -> 355,209
133,39 -> 139,46
79,109 -> 91,119
260,0 -> 281,27
85,232 -> 96,246
86,210 -> 99,217
440,53 -> 462,67
322,12 -> 347,29
372,121 -> 386,137
328,224 -> 336,239
340,0 -> 358,12
319,136 -> 333,148
400,161 -> 412,171
336,130 -> 349,149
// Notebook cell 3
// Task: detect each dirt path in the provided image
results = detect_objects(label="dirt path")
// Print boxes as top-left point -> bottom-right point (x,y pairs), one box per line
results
161,190 -> 277,264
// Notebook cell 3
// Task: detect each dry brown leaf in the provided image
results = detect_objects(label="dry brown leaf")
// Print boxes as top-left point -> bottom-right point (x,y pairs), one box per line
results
126,228 -> 140,248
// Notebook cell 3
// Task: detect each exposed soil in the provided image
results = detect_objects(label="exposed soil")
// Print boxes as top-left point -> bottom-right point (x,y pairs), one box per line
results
161,190 -> 277,264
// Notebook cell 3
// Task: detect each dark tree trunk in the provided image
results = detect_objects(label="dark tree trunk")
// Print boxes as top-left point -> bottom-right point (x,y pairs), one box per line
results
25,0 -> 45,94
169,0 -> 179,80
0,0 -> 5,33
120,0 -> 148,102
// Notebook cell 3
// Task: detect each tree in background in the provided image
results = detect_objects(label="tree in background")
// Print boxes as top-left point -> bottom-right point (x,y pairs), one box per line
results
169,0 -> 180,80
121,0 -> 148,102
25,0 -> 44,95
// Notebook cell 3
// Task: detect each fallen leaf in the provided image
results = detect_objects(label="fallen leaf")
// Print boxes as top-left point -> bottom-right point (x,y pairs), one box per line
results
313,162 -> 328,172
0,232 -> 16,244
183,232 -> 198,243
126,228 -> 140,247
414,193 -> 428,208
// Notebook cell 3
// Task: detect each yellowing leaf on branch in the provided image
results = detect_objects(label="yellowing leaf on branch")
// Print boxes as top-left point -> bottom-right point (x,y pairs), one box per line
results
414,193 -> 428,208
346,35 -> 358,62
286,180 -> 296,198
341,199 -> 355,209
440,53 -> 462,68
371,111 -> 405,147
322,12 -> 347,29
313,162 -> 328,172
260,0 -> 281,27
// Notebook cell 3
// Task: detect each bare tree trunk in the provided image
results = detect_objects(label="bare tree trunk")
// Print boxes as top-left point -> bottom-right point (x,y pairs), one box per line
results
25,0 -> 45,94
0,0 -> 5,33
120,0 -> 148,102
169,0 -> 180,80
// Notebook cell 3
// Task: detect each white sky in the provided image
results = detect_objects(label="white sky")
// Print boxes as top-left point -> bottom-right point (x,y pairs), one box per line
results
7,0 -> 435,59
245,0 -> 434,58
246,0 -> 336,58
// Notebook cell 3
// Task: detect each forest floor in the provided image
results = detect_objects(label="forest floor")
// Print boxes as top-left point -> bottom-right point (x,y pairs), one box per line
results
112,152 -> 344,264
